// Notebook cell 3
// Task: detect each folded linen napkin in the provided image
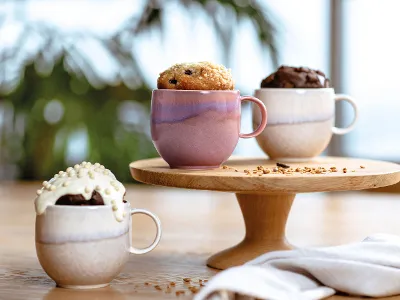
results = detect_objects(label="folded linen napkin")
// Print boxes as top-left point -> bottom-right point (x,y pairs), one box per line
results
195,234 -> 400,300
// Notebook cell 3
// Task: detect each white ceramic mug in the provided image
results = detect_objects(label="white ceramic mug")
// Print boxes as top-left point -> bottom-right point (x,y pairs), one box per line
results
35,203 -> 162,289
253,88 -> 358,161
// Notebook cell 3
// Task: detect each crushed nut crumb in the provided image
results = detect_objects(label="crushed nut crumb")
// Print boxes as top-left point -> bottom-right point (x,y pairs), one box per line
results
221,165 -> 239,172
154,285 -> 162,291
176,290 -> 185,296
226,164 -> 354,176
360,165 -> 365,169
188,286 -> 199,294
183,278 -> 191,283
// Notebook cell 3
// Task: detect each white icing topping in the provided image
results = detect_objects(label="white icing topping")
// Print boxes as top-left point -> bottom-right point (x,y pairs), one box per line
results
34,162 -> 126,222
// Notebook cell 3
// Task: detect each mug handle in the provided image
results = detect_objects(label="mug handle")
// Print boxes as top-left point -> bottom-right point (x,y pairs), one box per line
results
239,96 -> 268,138
129,208 -> 162,255
332,94 -> 358,135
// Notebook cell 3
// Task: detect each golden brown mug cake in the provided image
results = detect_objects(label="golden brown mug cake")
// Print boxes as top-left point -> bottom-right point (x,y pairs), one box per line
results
157,61 -> 234,90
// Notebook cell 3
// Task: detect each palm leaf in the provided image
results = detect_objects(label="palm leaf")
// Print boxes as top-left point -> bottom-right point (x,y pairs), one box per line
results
129,0 -> 278,66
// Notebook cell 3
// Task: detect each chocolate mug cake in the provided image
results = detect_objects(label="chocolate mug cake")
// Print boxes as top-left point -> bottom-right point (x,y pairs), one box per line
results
35,162 -> 162,289
35,161 -> 126,221
254,65 -> 358,161
260,65 -> 330,89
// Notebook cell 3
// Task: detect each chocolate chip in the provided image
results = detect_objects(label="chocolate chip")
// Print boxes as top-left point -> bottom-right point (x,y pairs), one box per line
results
277,162 -> 290,169
169,79 -> 177,84
184,70 -> 192,75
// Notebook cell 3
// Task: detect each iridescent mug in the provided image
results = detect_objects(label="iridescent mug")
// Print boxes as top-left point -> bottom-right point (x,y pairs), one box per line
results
151,90 -> 268,169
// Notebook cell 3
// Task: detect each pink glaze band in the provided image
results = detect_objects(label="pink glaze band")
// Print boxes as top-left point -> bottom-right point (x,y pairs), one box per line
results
151,90 -> 267,169
239,96 -> 268,138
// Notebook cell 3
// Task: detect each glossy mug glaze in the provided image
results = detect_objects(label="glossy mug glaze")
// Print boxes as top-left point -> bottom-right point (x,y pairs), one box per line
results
253,88 -> 358,161
35,203 -> 162,289
151,90 -> 268,169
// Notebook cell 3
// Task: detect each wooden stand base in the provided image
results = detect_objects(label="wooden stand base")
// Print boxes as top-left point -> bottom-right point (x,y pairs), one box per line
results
131,157 -> 400,270
207,193 -> 295,270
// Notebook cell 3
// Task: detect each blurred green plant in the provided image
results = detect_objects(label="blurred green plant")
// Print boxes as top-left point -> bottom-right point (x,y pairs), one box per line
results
0,0 -> 278,182
1,62 -> 156,182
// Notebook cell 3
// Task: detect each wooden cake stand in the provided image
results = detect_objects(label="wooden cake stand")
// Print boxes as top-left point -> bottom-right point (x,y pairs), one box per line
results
130,156 -> 400,270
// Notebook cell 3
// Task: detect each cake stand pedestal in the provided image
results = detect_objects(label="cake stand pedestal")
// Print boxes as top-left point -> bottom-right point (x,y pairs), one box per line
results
130,157 -> 400,270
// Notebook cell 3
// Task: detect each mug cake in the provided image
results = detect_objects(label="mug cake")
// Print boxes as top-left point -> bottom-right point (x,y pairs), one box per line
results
253,65 -> 357,161
35,162 -> 162,289
35,161 -> 126,221
152,61 -> 267,169
157,61 -> 234,90
261,65 -> 330,88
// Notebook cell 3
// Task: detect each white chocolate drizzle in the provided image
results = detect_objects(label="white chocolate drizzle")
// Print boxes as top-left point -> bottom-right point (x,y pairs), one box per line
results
34,162 -> 126,222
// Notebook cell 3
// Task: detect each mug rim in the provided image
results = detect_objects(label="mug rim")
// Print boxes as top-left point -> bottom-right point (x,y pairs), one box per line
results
42,202 -> 130,212
255,88 -> 334,92
153,89 -> 240,93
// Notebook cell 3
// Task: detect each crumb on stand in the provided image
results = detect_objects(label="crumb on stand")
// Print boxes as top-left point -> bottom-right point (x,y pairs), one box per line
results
221,164 -> 356,176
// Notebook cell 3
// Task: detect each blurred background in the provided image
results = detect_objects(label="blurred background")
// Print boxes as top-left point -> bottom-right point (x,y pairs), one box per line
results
0,0 -> 399,183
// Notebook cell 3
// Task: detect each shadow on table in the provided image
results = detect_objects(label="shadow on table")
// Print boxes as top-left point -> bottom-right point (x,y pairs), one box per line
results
43,286 -> 126,300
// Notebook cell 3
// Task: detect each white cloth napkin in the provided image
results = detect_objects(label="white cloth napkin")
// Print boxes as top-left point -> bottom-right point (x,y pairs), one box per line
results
195,234 -> 400,300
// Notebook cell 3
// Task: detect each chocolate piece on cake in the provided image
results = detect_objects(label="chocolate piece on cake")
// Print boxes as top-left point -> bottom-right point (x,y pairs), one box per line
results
261,66 -> 330,88
55,191 -> 105,206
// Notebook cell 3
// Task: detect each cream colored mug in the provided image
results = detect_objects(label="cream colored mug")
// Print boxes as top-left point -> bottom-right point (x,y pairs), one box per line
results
36,203 -> 162,289
253,88 -> 358,161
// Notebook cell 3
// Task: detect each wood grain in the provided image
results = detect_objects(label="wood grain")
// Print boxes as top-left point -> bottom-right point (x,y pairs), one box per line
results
130,156 -> 400,193
207,193 -> 294,269
2,183 -> 400,299
131,156 -> 400,269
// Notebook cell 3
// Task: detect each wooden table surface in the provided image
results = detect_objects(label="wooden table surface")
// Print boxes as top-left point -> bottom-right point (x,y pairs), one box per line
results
2,182 -> 400,300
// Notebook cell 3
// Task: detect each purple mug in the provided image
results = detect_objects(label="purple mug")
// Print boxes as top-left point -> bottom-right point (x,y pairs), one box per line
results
151,90 -> 267,169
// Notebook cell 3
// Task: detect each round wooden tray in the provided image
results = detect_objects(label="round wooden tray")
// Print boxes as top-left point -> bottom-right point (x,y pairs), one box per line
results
130,156 -> 400,270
